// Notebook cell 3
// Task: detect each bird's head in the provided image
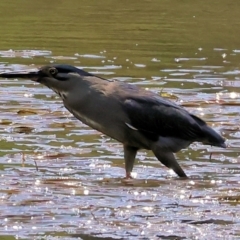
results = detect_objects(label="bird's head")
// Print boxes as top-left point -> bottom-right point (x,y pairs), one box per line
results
0,64 -> 94,94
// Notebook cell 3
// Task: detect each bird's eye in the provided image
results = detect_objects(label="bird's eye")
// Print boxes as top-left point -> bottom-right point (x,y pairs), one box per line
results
49,67 -> 58,76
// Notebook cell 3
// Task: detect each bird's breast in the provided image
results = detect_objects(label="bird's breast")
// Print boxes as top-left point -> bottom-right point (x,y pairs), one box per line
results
71,108 -> 103,132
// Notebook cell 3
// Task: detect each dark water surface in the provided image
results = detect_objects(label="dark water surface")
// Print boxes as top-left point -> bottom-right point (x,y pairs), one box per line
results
0,0 -> 240,239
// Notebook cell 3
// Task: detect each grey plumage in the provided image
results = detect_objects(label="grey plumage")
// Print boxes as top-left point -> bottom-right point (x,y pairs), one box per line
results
0,64 -> 226,178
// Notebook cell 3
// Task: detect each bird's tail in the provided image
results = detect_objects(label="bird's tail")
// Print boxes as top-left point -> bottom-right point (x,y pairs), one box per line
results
190,114 -> 226,148
202,125 -> 226,148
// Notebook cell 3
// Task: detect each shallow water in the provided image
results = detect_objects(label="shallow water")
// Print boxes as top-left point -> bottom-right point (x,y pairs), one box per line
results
0,0 -> 240,239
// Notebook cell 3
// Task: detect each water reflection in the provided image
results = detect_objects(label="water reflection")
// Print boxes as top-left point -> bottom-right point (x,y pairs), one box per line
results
0,48 -> 239,239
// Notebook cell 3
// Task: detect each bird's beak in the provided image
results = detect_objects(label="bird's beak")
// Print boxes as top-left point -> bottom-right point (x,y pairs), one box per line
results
0,70 -> 40,81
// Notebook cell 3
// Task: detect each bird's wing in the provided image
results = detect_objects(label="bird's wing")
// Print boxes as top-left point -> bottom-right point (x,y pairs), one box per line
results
123,96 -> 206,142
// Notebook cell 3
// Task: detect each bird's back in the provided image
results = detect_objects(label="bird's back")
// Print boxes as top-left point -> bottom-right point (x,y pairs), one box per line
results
63,75 -> 225,149
109,81 -> 226,148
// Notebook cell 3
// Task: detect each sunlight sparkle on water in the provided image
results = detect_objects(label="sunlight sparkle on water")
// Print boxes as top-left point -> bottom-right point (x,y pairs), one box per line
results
211,180 -> 216,184
60,167 -> 73,172
229,92 -> 238,99
168,169 -> 175,176
197,107 -> 204,116
36,155 -> 44,160
134,191 -> 139,196
134,64 -> 146,68
35,180 -> 41,185
151,58 -> 161,62
24,93 -> 33,97
143,206 -> 153,212
189,180 -> 195,185
131,172 -> 137,178
84,189 -> 89,195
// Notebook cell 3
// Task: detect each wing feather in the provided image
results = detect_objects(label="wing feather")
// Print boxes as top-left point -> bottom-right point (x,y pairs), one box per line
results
123,96 -> 206,142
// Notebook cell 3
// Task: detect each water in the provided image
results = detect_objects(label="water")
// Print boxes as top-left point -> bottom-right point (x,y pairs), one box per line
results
0,0 -> 240,239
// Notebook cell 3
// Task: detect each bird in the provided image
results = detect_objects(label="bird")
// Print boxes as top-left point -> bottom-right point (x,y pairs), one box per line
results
0,64 -> 226,179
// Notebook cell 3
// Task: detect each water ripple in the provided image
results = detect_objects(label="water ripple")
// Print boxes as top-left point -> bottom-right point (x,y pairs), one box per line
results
0,49 -> 239,239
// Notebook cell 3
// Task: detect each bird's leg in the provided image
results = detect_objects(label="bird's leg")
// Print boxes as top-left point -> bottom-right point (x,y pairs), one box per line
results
123,145 -> 138,179
152,149 -> 188,178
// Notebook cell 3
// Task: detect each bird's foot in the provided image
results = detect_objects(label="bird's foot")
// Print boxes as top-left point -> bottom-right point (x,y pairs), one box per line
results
121,172 -> 135,185
124,172 -> 133,179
